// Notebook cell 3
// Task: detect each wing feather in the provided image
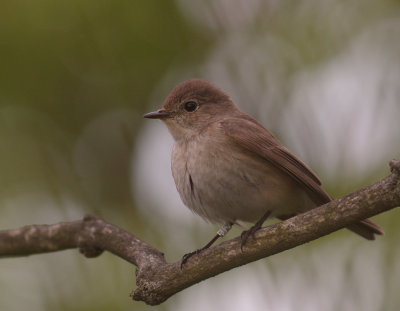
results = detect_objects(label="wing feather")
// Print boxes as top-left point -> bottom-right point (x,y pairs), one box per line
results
219,115 -> 383,238
220,116 -> 331,205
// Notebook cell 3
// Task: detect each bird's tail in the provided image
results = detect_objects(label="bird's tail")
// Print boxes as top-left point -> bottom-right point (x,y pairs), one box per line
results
346,218 -> 384,240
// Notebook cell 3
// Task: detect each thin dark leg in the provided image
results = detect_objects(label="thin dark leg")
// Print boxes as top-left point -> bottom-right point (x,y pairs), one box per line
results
240,211 -> 271,251
180,234 -> 220,268
180,222 -> 233,268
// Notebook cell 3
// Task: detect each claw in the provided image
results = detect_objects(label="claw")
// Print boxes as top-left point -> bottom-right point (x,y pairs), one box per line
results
180,249 -> 202,269
240,211 -> 271,251
180,222 -> 233,269
240,226 -> 259,251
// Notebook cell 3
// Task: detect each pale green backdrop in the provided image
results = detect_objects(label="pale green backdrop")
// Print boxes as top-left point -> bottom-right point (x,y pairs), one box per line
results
1,1 -> 399,310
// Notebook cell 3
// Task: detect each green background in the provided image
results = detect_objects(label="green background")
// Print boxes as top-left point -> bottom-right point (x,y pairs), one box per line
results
1,1 -> 400,310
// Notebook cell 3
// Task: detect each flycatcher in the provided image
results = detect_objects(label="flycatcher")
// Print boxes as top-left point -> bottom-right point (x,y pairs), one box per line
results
144,79 -> 383,264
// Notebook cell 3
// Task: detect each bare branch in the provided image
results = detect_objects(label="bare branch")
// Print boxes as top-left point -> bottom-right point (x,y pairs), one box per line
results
0,160 -> 399,305
0,215 -> 165,268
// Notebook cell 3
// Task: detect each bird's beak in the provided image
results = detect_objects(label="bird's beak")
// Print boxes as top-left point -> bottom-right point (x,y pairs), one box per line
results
143,109 -> 170,119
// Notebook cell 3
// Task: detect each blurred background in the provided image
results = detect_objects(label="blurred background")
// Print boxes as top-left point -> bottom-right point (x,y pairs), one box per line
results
0,0 -> 399,310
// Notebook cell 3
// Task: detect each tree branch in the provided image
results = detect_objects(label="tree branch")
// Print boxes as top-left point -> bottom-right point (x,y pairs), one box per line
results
1,160 -> 399,305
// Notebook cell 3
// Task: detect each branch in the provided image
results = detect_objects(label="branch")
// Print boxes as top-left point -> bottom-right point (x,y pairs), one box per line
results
1,160 -> 399,305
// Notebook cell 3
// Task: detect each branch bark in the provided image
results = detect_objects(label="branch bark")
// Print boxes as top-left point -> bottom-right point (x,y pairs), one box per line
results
0,160 -> 399,305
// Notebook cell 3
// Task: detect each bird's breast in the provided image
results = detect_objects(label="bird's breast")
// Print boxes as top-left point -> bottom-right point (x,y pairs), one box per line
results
171,130 -> 313,224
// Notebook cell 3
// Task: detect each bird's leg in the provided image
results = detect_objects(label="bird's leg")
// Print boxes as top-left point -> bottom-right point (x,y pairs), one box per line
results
241,211 -> 271,250
181,222 -> 233,268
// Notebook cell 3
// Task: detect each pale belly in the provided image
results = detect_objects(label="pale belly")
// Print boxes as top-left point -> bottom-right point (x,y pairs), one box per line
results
171,137 -> 315,224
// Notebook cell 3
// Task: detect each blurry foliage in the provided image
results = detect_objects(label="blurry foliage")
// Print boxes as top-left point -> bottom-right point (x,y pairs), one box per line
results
0,0 -> 209,220
0,0 -> 400,310
0,1 -> 209,310
0,0 -> 208,128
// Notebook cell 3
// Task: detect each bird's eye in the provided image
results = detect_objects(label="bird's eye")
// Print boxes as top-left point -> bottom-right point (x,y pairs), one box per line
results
183,101 -> 198,112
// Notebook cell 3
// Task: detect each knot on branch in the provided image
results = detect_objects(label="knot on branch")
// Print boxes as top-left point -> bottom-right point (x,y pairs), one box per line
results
389,160 -> 400,190
390,159 -> 400,174
78,215 -> 104,258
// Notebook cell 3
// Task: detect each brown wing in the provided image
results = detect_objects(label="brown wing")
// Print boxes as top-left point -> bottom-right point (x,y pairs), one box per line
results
220,116 -> 331,205
220,115 -> 383,239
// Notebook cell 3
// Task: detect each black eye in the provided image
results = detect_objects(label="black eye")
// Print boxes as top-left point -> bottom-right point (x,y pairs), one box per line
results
184,101 -> 198,112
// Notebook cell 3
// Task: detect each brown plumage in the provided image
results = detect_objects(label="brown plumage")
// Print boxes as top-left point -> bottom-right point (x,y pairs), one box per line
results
144,78 -> 383,258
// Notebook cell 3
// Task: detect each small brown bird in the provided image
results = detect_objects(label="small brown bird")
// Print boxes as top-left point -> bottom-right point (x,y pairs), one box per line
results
144,78 -> 383,264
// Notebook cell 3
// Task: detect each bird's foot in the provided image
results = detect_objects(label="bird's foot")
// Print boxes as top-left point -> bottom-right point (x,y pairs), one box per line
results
180,225 -> 233,269
240,224 -> 262,251
180,249 -> 203,269
240,211 -> 271,251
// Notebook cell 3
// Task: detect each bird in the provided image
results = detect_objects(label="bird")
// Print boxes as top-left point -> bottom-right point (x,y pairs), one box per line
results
143,78 -> 384,265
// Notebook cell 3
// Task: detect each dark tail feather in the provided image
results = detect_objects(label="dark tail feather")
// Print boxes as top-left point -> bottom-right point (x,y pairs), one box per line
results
346,219 -> 384,240
310,187 -> 384,240
277,215 -> 384,240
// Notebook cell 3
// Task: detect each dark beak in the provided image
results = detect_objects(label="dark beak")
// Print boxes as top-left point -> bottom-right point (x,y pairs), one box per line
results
143,109 -> 170,119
